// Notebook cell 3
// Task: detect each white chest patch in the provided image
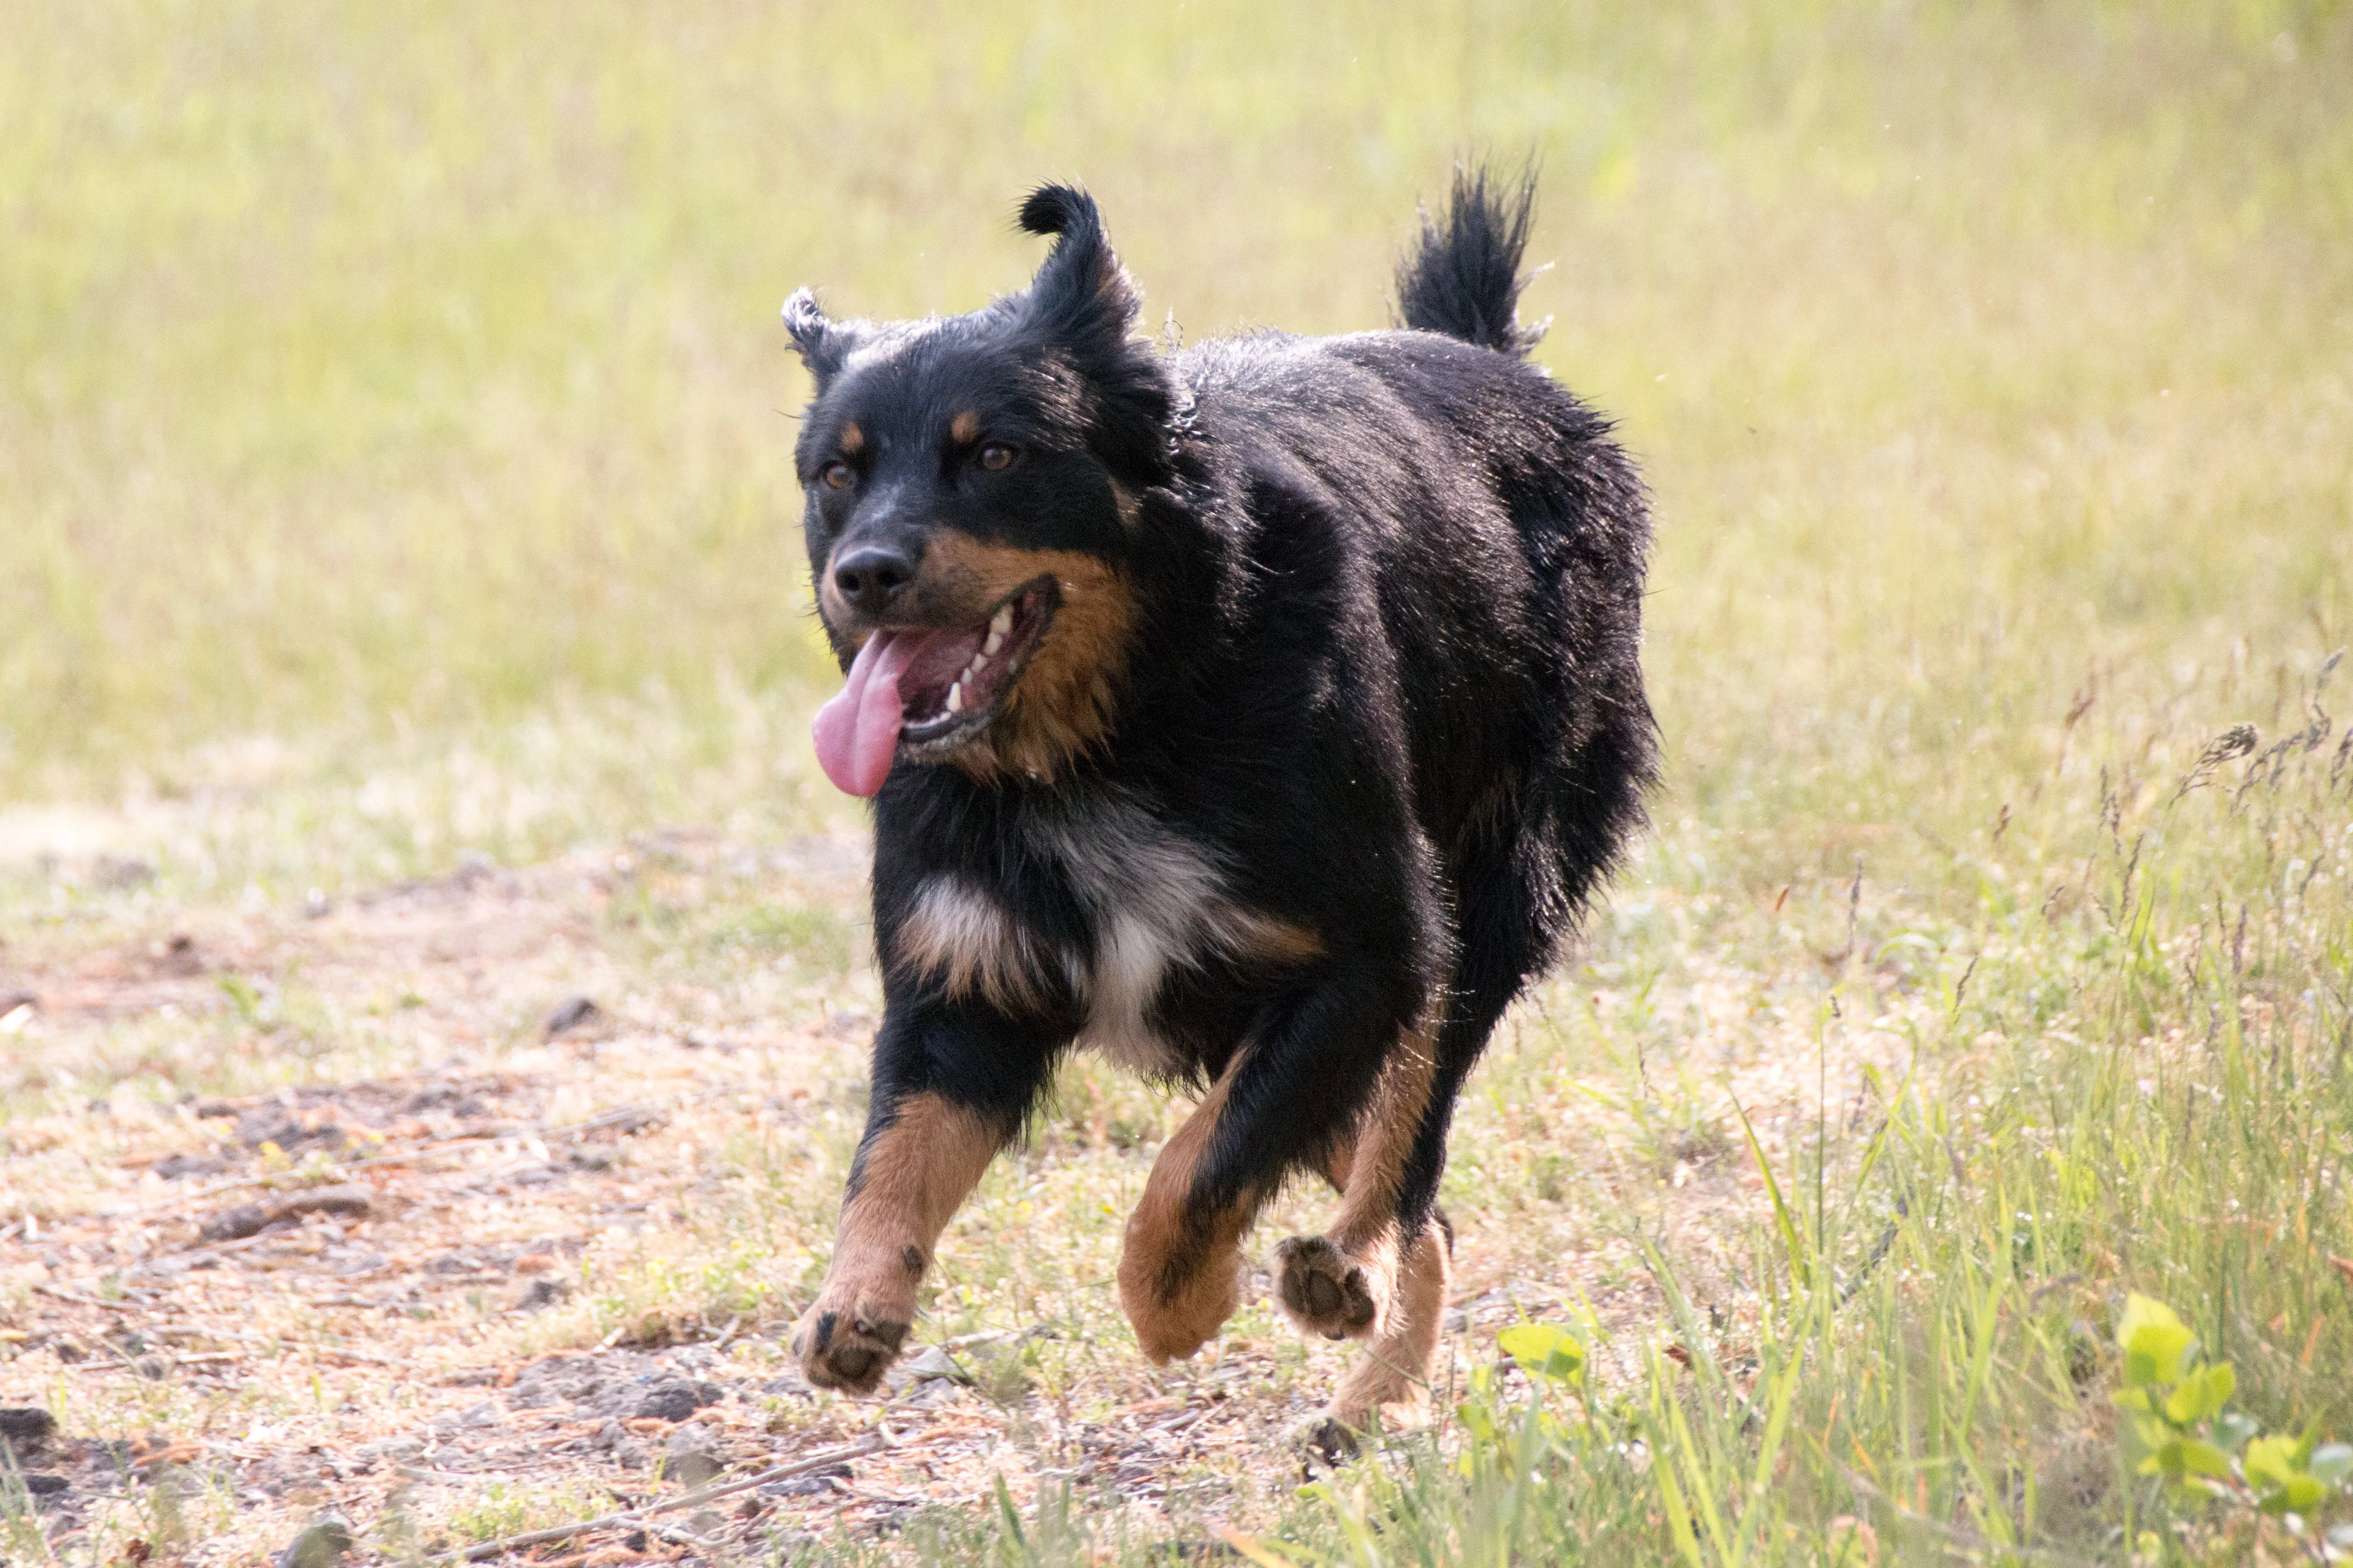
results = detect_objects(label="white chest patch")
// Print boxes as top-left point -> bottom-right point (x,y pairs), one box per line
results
892,791 -> 1320,1079
1031,793 -> 1226,1078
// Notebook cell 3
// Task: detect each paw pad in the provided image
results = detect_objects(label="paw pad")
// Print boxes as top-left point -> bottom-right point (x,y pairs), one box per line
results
1276,1235 -> 1381,1339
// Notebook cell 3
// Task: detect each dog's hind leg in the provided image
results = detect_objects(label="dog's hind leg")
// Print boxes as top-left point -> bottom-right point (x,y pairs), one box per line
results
1324,1221 -> 1451,1434
1299,1140 -> 1456,1441
1273,1009 -> 1440,1345
1120,955 -> 1424,1362
1117,1054 -> 1264,1362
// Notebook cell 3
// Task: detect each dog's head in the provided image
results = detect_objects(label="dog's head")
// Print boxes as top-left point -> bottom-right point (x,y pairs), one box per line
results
786,186 -> 1174,797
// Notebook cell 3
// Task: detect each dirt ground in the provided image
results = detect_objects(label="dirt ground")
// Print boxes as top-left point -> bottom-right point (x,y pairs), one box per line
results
0,828 -> 1908,1564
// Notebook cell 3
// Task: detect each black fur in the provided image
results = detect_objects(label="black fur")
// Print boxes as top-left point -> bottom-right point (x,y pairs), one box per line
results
786,169 -> 1654,1375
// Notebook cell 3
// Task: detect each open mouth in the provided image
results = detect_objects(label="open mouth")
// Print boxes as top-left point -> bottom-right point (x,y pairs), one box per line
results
810,578 -> 1060,796
897,579 -> 1059,753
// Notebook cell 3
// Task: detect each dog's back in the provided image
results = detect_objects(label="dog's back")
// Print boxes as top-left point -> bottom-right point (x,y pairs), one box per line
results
1175,169 -> 1653,943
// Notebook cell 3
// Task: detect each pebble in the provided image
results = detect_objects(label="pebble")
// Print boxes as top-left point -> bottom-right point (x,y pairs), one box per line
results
199,1185 -> 374,1242
0,1407 -> 56,1445
632,1379 -> 722,1421
544,996 -> 602,1038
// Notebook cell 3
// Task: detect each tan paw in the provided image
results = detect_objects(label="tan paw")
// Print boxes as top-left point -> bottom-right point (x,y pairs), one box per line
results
788,1288 -> 913,1394
1275,1235 -> 1387,1341
1117,1245 -> 1240,1364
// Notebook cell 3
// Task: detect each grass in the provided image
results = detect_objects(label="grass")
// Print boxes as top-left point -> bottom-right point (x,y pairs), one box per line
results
3,1 -> 2351,1563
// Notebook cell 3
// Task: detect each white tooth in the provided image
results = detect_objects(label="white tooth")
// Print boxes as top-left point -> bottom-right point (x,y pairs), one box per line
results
969,652 -> 990,673
990,605 -> 1014,636
945,682 -> 963,713
983,630 -> 1005,656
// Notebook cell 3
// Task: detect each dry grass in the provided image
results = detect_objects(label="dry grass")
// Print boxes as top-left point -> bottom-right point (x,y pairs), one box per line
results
4,2 -> 2352,1564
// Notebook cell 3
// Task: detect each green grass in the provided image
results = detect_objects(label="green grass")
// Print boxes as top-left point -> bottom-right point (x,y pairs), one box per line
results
4,1 -> 2352,1563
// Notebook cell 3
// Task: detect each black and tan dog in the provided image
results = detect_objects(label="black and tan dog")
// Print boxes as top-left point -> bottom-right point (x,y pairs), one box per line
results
781,168 -> 1654,1433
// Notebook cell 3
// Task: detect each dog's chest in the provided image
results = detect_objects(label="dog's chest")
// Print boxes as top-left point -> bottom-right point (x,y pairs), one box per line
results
894,793 -> 1244,1075
1031,799 -> 1225,1077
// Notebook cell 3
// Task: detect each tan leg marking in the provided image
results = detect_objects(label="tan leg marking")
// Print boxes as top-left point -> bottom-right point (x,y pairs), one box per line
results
1325,1225 -> 1451,1432
1276,1015 -> 1438,1342
1118,1058 -> 1261,1363
791,1093 -> 1003,1393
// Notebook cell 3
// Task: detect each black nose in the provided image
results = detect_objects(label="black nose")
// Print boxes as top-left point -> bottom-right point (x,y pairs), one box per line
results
832,545 -> 916,618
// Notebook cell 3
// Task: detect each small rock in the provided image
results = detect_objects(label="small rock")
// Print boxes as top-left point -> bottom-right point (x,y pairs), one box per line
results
543,996 -> 602,1038
96,854 -> 155,890
762,1464 -> 850,1499
274,1516 -> 354,1568
153,1152 -> 227,1181
513,1278 -> 569,1312
632,1379 -> 722,1422
23,1472 -> 69,1496
200,1185 -> 372,1242
270,1185 -> 372,1223
669,1448 -> 726,1488
351,1437 -> 421,1473
0,1407 -> 57,1446
198,1204 -> 273,1243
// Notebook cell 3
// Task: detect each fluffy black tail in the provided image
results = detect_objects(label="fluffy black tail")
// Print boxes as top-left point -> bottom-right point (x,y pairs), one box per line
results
1393,163 -> 1546,357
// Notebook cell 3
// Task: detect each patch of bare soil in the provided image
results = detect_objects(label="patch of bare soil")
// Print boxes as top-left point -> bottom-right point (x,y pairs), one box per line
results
1,837 -> 1909,1563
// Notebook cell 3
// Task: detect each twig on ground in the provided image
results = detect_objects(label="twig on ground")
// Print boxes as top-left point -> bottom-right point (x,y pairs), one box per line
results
72,1349 -> 243,1373
32,1282 -> 142,1313
439,1433 -> 888,1562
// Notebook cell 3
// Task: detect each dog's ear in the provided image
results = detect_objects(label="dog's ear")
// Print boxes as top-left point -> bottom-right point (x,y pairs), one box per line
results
1015,184 -> 1174,483
1016,184 -> 1142,352
782,288 -> 859,383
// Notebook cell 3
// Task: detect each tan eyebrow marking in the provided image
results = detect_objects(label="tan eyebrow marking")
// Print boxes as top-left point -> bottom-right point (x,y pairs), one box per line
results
838,422 -> 864,455
950,410 -> 981,444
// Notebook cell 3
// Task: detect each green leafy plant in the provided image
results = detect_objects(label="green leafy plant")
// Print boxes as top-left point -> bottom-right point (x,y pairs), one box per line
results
2113,1293 -> 2353,1555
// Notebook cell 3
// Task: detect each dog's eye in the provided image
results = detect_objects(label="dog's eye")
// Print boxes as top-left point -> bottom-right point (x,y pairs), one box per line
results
976,443 -> 1017,473
820,461 -> 856,491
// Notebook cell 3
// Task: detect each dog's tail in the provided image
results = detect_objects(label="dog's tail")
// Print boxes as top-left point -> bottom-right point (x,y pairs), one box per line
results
1393,163 -> 1546,358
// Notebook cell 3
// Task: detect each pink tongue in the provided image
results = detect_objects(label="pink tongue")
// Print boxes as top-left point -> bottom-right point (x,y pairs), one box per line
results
811,632 -> 920,797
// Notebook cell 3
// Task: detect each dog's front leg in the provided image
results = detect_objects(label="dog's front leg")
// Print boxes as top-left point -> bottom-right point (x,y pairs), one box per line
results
791,1008 -> 1053,1393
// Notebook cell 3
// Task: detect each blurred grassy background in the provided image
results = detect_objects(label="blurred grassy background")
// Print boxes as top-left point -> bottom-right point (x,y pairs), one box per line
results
4,1 -> 2345,872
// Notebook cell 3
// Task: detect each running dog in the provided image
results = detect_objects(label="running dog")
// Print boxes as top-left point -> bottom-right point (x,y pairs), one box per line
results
781,167 -> 1654,1433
